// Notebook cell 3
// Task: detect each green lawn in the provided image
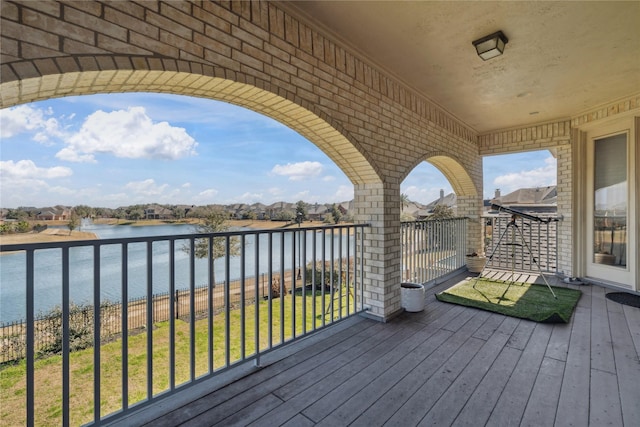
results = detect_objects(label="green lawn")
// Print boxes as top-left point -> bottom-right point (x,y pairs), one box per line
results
0,291 -> 353,426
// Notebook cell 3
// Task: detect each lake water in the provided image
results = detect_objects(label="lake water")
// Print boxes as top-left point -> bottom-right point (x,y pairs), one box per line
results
0,222 -> 350,323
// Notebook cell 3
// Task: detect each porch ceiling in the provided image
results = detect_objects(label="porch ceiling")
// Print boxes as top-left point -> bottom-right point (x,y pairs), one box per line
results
284,1 -> 640,133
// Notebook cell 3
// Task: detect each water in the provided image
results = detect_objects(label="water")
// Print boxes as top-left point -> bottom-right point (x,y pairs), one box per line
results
0,222 -> 351,323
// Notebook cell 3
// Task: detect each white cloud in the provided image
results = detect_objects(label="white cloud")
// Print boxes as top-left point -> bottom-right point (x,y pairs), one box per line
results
124,179 -> 169,197
236,192 -> 264,202
0,105 -> 62,143
493,156 -> 557,194
57,106 -> 198,162
198,189 -> 219,198
334,185 -> 354,201
0,159 -> 72,179
271,161 -> 323,181
55,147 -> 97,163
292,190 -> 310,200
0,160 -> 74,206
191,188 -> 220,204
268,187 -> 284,196
323,175 -> 336,182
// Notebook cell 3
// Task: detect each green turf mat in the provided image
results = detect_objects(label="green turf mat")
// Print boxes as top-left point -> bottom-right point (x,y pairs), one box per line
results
436,278 -> 582,323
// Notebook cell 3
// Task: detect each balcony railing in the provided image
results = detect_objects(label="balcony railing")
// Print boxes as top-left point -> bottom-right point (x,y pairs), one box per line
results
0,224 -> 369,426
401,218 -> 468,284
482,213 -> 558,273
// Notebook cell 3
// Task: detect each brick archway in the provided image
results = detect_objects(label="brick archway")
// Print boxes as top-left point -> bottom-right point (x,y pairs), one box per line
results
426,155 -> 478,197
402,151 -> 480,198
1,0 -> 485,320
402,152 -> 483,255
0,63 -> 382,187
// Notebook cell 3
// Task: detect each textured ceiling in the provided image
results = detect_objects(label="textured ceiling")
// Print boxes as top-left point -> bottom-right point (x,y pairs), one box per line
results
284,1 -> 640,133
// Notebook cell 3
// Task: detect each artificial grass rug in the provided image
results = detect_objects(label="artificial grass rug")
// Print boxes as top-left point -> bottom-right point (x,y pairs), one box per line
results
436,278 -> 582,323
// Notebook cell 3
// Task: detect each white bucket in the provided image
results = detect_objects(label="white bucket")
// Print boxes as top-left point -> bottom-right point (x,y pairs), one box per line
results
401,283 -> 425,312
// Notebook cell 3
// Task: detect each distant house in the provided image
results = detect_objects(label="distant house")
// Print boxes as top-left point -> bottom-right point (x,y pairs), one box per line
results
489,186 -> 557,214
407,189 -> 457,220
425,190 -> 457,214
144,205 -> 173,220
307,203 -> 328,221
35,207 -> 71,221
266,202 -> 295,219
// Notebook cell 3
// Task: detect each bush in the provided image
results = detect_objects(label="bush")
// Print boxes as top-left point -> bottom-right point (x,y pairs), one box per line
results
270,276 -> 287,298
304,261 -> 345,289
38,304 -> 94,356
15,221 -> 31,233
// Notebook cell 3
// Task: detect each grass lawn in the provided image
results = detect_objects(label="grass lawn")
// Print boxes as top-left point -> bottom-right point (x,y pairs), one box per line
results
0,291 -> 351,426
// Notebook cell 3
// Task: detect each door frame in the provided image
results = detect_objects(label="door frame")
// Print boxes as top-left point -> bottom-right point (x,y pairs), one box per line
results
577,116 -> 637,290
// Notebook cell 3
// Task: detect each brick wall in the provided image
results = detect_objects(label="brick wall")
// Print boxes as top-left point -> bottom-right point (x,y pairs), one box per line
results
1,0 -> 487,319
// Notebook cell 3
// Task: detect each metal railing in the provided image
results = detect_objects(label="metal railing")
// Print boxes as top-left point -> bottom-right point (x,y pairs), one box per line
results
482,213 -> 558,273
401,217 -> 468,284
0,224 -> 369,426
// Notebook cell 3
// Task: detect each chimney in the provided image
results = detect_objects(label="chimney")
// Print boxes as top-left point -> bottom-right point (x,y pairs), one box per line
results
440,189 -> 444,200
494,188 -> 501,199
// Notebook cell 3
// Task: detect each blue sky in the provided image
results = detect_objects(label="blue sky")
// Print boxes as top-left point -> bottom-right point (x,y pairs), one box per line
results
0,93 -> 556,209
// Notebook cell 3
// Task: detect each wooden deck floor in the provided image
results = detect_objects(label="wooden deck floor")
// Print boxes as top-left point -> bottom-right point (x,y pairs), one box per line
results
109,271 -> 640,427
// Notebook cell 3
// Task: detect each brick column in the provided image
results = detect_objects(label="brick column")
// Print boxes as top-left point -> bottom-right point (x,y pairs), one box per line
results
457,195 -> 484,256
353,182 -> 402,321
556,144 -> 573,277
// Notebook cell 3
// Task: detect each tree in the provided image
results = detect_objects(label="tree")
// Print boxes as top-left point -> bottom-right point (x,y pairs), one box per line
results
6,209 -> 27,221
401,212 -> 416,222
322,213 -> 335,224
113,208 -> 126,223
295,200 -> 308,223
430,205 -> 455,220
128,208 -> 144,221
184,209 -> 241,284
274,210 -> 295,222
330,204 -> 342,224
67,212 -> 80,235
401,193 -> 410,209
74,205 -> 93,218
242,211 -> 257,220
171,206 -> 185,220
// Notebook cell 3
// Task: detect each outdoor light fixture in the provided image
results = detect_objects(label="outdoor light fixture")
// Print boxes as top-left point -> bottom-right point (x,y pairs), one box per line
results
472,31 -> 508,61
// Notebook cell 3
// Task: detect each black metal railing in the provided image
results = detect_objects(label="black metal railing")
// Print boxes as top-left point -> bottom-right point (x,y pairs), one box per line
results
0,224 -> 368,426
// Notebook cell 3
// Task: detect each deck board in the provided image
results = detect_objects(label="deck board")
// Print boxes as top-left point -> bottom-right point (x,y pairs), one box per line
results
555,304 -> 591,427
452,345 -> 522,426
108,272 -> 640,427
590,286 -> 616,373
608,309 -> 640,425
418,317 -> 519,426
520,356 -> 565,426
485,322 -> 553,426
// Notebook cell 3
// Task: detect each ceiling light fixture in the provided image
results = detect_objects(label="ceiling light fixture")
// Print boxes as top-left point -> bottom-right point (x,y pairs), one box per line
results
472,31 -> 508,61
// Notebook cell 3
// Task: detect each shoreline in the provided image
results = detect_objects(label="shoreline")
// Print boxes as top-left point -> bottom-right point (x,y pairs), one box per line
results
0,219 -> 327,246
0,228 -> 100,246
